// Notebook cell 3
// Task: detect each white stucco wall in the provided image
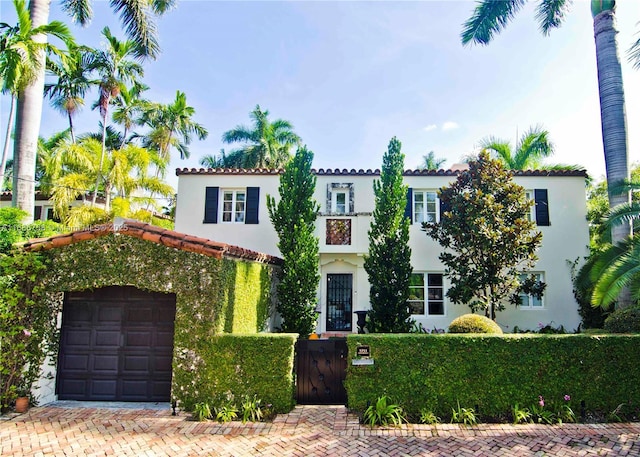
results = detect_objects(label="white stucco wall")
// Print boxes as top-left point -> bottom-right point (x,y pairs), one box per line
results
175,170 -> 589,333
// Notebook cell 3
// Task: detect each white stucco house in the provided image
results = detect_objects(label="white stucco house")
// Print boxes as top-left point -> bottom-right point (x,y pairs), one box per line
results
174,167 -> 590,334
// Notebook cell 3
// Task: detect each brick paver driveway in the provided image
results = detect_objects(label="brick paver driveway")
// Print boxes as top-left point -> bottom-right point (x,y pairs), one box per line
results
2,404 -> 640,456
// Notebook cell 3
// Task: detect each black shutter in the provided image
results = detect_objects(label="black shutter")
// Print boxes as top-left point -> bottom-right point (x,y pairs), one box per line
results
245,187 -> 260,224
404,187 -> 413,223
204,187 -> 219,223
534,189 -> 550,226
34,206 -> 42,220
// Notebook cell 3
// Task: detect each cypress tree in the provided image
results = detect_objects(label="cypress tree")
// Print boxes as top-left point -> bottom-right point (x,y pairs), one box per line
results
364,137 -> 413,332
267,146 -> 320,337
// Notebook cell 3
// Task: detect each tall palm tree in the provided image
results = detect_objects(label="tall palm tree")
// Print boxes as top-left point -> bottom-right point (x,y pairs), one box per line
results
479,125 -> 554,170
89,27 -> 144,206
418,151 -> 446,170
12,0 -> 174,223
112,81 -> 150,147
44,44 -> 94,143
222,105 -> 302,169
1,0 -> 73,206
462,0 -> 630,245
577,180 -> 640,308
142,90 -> 208,163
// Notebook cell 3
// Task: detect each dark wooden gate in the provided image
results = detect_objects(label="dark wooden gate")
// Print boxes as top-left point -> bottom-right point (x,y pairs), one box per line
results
296,338 -> 348,404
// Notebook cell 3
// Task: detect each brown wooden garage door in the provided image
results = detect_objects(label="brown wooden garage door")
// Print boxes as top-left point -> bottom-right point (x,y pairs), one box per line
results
57,286 -> 176,402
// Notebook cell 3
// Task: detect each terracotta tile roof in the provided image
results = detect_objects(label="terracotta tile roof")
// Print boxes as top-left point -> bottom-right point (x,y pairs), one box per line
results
176,167 -> 588,177
1,191 -> 106,203
21,218 -> 283,265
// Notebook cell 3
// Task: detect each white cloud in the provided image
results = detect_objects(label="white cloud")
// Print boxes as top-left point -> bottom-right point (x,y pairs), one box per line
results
423,124 -> 437,132
442,121 -> 460,131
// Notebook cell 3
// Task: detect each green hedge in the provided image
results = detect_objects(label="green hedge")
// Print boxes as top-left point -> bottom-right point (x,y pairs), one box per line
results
345,334 -> 640,419
173,334 -> 297,413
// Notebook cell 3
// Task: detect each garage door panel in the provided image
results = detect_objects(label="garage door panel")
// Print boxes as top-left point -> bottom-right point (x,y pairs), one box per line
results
124,331 -> 152,347
93,355 -> 119,372
63,329 -> 91,346
156,331 -> 174,348
61,354 -> 89,370
98,306 -> 122,323
63,303 -> 92,324
95,330 -> 120,347
123,355 -> 149,372
59,379 -> 87,398
126,307 -> 153,323
91,380 -> 118,397
58,286 -> 176,402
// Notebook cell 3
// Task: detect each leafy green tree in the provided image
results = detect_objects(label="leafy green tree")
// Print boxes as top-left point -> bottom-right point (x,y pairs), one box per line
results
12,0 -> 173,222
462,0 -> 630,246
0,0 -> 73,212
418,151 -> 446,170
364,137 -> 413,333
267,146 -> 320,337
423,151 -> 544,320
223,105 -> 301,169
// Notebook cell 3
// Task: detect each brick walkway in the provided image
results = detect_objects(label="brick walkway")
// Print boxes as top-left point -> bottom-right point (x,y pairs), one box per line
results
2,404 -> 640,456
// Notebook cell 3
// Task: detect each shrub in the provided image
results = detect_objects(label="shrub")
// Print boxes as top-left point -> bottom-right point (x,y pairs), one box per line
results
603,306 -> 640,333
448,314 -> 503,334
362,396 -> 406,427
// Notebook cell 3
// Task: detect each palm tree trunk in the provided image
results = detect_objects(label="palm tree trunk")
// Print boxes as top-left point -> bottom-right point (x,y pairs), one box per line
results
93,108 -> 109,206
594,10 -> 631,243
594,10 -> 632,308
0,95 -> 16,191
68,111 -> 76,144
12,0 -> 50,222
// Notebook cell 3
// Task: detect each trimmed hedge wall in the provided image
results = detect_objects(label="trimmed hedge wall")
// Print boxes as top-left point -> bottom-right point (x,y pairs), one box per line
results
345,334 -> 640,419
173,334 -> 297,413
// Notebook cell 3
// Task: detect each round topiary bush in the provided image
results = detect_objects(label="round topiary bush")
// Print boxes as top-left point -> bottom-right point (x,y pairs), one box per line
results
448,314 -> 503,334
603,306 -> 640,333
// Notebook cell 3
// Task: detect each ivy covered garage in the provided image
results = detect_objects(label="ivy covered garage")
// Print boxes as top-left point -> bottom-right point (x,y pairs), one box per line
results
23,219 -> 282,405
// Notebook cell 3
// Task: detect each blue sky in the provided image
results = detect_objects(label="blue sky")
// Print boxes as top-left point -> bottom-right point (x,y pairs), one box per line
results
2,0 -> 640,189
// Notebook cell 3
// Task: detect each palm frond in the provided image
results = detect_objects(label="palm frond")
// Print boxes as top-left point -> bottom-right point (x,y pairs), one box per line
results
61,0 -> 93,26
461,0 -> 526,46
592,237 -> 640,308
110,0 -> 160,59
535,0 -> 571,35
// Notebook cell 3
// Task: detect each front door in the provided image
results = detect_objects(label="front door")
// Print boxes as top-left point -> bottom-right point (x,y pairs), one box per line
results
326,274 -> 352,331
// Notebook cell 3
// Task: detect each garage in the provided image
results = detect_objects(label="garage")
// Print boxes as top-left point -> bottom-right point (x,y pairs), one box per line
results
57,286 -> 176,402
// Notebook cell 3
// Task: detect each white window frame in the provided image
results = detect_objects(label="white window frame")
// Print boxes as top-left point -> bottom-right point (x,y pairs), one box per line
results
413,190 -> 439,224
518,272 -> 544,309
525,190 -> 536,223
331,190 -> 348,214
221,189 -> 246,223
408,272 -> 445,316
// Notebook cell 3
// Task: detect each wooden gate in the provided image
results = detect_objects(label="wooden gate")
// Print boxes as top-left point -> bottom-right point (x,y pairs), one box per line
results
296,339 -> 348,404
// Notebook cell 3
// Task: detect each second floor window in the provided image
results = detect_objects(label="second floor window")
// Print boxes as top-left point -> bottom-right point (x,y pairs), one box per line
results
414,191 -> 439,224
222,190 -> 246,223
332,191 -> 348,214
